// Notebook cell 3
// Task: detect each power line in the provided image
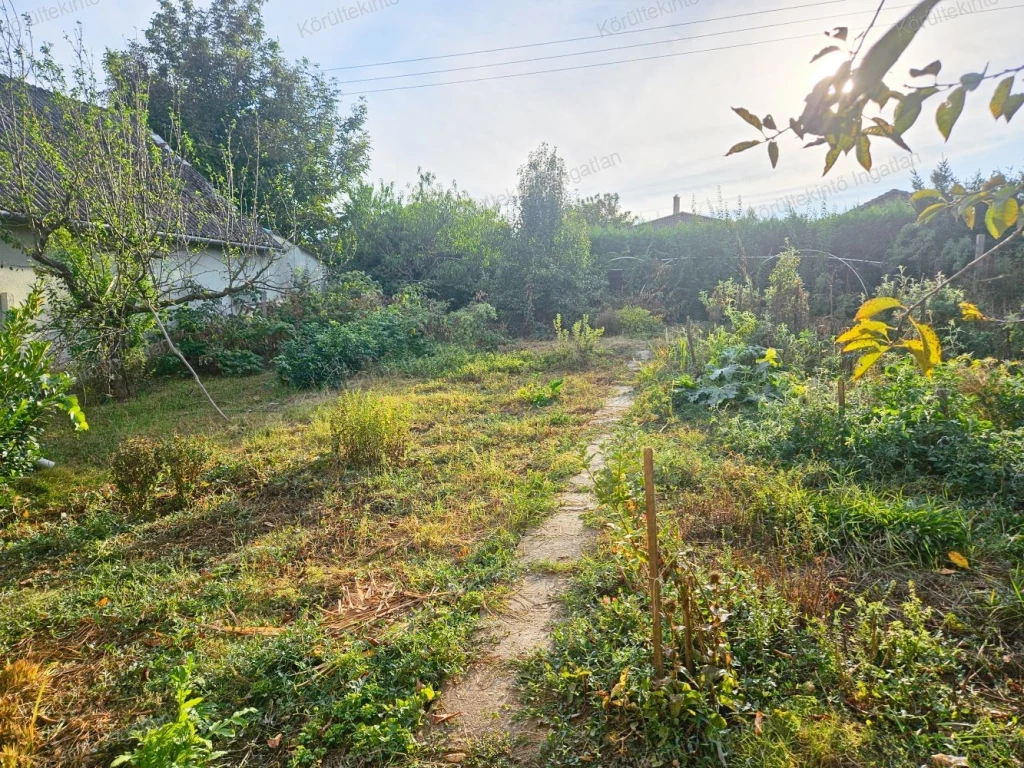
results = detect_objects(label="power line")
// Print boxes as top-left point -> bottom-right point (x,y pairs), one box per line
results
337,5 -> 917,85
348,33 -> 825,94
348,4 -> 1023,96
324,0 -> 850,72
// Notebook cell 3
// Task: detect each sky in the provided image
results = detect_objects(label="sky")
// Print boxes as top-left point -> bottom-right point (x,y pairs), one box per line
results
9,0 -> 1024,221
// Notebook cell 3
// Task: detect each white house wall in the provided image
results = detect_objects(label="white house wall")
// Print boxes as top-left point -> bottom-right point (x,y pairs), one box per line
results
0,231 -> 38,307
0,226 -> 322,310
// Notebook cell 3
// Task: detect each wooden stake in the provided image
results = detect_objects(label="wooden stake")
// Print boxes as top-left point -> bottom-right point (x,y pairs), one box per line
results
685,317 -> 698,373
838,377 -> 846,412
643,447 -> 665,679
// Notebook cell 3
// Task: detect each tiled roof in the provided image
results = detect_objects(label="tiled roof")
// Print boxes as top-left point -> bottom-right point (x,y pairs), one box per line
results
0,78 -> 279,251
642,210 -> 720,229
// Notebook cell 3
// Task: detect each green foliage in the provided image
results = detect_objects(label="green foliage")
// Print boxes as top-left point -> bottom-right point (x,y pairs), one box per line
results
113,657 -> 256,768
343,173 -> 509,304
159,435 -> 214,503
120,0 -> 370,247
275,298 -> 436,388
763,247 -> 810,333
553,314 -> 605,367
518,378 -> 564,407
446,302 -> 502,350
109,435 -> 213,511
722,359 -> 1024,506
323,391 -> 410,469
616,306 -> 664,338
109,438 -> 164,512
576,193 -> 637,228
1,289 -> 88,484
154,303 -> 294,378
675,345 -> 789,408
487,144 -> 598,335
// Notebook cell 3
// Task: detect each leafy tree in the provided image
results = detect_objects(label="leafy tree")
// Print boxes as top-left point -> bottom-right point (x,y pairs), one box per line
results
117,0 -> 370,249
344,172 -> 510,306
0,20 -> 282,396
488,144 -> 595,335
577,193 -> 637,228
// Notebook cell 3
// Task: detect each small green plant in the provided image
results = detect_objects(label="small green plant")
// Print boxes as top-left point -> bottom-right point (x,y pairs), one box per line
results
113,657 -> 256,768
110,438 -> 164,512
327,390 -> 410,468
616,306 -> 665,338
518,378 -> 565,407
554,314 -> 605,366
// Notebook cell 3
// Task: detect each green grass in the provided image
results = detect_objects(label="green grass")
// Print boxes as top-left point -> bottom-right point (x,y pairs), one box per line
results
0,344 -> 632,767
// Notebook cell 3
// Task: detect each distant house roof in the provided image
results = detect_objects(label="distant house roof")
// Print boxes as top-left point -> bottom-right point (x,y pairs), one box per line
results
643,210 -> 719,229
0,77 -> 280,252
850,188 -> 912,213
639,195 -> 720,229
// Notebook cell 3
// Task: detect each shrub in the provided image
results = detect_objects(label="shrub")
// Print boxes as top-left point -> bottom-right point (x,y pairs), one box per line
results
595,308 -> 622,337
447,302 -> 502,350
326,391 -> 410,468
110,438 -> 164,512
617,305 -> 664,338
160,435 -> 214,503
153,302 -> 294,378
275,300 -> 435,389
1,289 -> 88,484
113,657 -> 255,768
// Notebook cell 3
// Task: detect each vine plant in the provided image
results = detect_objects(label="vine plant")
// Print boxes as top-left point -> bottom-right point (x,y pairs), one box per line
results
726,0 -> 1023,380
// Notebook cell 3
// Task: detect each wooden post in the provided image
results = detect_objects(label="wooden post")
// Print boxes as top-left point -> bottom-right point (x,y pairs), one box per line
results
685,317 -> 698,373
643,447 -> 665,680
0,292 -> 10,328
838,377 -> 846,412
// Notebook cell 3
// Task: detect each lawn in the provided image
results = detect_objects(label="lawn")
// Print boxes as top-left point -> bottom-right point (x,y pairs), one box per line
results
1,344 -> 634,767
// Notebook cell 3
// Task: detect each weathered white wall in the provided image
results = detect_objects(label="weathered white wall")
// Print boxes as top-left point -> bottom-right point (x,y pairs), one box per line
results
0,232 -> 38,307
0,225 -> 322,310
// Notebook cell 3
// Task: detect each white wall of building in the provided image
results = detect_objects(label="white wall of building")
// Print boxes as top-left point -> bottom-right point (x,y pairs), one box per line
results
0,231 -> 39,307
0,226 -> 323,311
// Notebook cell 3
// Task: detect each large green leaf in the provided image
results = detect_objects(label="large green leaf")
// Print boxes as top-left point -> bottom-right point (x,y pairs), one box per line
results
936,87 -> 966,140
986,197 -> 1020,238
856,135 -> 872,171
991,76 -> 1015,118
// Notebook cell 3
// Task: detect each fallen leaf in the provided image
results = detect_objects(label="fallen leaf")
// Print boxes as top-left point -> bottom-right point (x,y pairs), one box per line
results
931,756 -> 969,768
754,711 -> 764,736
96,597 -> 110,607
948,551 -> 970,569
267,734 -> 282,750
430,712 -> 460,725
